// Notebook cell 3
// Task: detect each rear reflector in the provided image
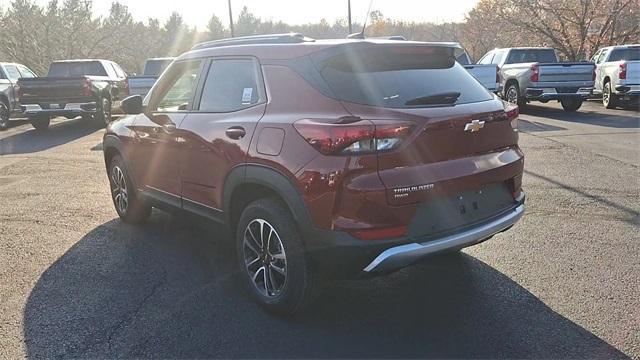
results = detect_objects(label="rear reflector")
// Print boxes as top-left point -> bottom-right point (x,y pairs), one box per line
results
350,225 -> 407,241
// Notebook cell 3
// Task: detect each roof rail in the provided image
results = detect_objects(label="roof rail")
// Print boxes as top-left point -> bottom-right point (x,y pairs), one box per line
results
192,33 -> 315,51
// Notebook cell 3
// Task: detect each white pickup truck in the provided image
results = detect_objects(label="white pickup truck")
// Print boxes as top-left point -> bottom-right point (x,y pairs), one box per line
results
591,44 -> 640,108
478,47 -> 595,111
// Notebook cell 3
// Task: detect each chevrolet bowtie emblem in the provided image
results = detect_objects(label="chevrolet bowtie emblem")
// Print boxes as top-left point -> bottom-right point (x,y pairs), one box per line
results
464,119 -> 485,132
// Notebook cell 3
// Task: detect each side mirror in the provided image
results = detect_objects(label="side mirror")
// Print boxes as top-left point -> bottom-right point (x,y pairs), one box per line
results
121,95 -> 143,115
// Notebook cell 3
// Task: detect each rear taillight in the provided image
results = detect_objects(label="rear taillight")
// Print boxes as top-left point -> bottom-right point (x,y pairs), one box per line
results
123,80 -> 130,96
506,104 -> 519,131
496,67 -> 501,84
530,64 -> 539,82
592,68 -> 597,81
82,78 -> 92,97
16,84 -> 23,99
293,119 -> 414,155
619,62 -> 627,80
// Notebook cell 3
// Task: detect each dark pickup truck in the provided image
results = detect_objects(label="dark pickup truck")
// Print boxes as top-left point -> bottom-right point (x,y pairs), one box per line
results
17,59 -> 128,130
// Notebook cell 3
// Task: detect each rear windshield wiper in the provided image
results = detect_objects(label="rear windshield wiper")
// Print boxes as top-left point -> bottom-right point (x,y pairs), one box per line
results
404,92 -> 461,106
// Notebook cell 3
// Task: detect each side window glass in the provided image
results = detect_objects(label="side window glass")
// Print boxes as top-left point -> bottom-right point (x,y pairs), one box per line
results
590,50 -> 601,63
492,50 -> 505,65
4,65 -> 21,81
478,52 -> 494,65
112,63 -> 126,78
597,50 -> 609,64
18,66 -> 36,78
199,59 -> 264,112
153,60 -> 202,112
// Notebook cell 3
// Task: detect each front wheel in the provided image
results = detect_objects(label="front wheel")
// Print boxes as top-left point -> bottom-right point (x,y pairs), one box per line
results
0,100 -> 9,131
560,98 -> 583,112
108,155 -> 151,224
30,116 -> 50,131
95,98 -> 112,127
236,198 -> 318,315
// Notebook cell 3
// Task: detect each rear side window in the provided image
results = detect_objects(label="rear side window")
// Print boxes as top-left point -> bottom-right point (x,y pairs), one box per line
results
505,49 -> 557,64
316,46 -> 492,108
608,48 -> 640,62
478,52 -> 494,65
48,61 -> 108,77
492,50 -> 506,65
198,59 -> 264,112
18,65 -> 36,78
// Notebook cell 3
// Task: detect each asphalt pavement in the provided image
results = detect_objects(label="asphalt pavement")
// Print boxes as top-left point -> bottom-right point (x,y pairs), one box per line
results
0,100 -> 638,358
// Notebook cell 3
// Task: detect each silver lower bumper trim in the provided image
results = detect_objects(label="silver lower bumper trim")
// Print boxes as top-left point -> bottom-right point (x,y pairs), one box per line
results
363,204 -> 525,273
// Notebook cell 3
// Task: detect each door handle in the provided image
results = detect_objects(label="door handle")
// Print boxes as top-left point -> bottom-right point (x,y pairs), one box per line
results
225,126 -> 246,140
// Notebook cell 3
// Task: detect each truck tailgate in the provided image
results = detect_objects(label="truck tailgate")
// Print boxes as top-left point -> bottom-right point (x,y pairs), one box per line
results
624,61 -> 640,84
538,62 -> 595,84
18,77 -> 91,104
464,64 -> 499,91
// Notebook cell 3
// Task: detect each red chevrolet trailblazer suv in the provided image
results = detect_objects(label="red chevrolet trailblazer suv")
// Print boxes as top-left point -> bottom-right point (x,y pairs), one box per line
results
104,34 -> 525,314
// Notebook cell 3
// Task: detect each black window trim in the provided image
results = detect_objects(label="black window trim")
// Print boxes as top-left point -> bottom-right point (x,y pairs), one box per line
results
148,59 -> 206,114
191,55 -> 267,114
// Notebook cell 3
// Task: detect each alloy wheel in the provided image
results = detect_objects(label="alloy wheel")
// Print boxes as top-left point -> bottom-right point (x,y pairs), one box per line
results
0,102 -> 9,129
603,83 -> 610,107
110,165 -> 128,214
506,86 -> 519,104
243,219 -> 288,298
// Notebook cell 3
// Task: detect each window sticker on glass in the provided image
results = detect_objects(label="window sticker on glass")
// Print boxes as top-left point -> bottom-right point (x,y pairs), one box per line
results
242,88 -> 253,104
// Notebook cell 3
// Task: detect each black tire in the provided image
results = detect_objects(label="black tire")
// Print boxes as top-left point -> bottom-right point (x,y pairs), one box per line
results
0,100 -> 9,131
236,198 -> 318,315
560,98 -> 583,112
108,155 -> 151,224
505,83 -> 526,109
30,116 -> 50,131
602,81 -> 617,109
95,97 -> 112,127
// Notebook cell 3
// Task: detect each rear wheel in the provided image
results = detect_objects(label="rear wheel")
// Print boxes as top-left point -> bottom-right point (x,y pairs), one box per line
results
108,155 -> 151,224
95,98 -> 112,127
560,98 -> 583,112
602,81 -> 617,109
505,83 -> 525,109
30,116 -> 50,131
0,100 -> 9,131
236,198 -> 318,315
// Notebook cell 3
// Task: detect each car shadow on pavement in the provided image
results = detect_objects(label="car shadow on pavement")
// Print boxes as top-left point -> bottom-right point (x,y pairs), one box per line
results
23,212 -> 629,359
521,105 -> 640,129
0,117 -> 101,155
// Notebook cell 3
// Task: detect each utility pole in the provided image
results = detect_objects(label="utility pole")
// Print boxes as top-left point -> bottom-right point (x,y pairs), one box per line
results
348,0 -> 352,34
228,0 -> 235,37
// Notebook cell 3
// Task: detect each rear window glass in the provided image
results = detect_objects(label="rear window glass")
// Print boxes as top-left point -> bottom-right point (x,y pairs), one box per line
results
505,49 -> 557,64
48,61 -> 107,77
608,48 -> 640,62
317,46 -> 492,108
144,60 -> 173,76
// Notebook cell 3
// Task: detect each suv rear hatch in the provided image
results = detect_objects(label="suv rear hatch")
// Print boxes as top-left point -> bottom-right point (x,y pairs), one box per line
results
310,43 -> 522,209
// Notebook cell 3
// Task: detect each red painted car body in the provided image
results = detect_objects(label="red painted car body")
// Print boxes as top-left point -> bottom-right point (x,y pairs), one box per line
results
104,37 -> 525,279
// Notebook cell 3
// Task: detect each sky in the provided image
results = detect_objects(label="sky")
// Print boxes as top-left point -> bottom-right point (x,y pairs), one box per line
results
2,0 -> 481,29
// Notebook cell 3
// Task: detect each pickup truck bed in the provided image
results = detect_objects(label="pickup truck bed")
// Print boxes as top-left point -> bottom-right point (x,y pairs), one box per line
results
19,76 -> 102,117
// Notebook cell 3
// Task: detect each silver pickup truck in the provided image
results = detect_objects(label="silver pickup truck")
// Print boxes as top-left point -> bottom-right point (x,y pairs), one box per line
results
591,44 -> 640,108
479,47 -> 595,112
0,62 -> 38,130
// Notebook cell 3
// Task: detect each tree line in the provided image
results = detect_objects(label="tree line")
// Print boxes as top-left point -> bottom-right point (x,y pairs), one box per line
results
0,0 -> 638,75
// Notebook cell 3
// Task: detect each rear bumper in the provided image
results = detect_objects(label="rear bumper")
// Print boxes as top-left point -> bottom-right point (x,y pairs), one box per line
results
526,87 -> 593,101
21,102 -> 97,117
305,192 -> 526,278
615,84 -> 640,97
364,201 -> 525,273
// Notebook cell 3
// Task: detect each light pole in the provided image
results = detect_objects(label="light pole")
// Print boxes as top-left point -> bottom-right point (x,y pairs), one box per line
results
348,0 -> 352,34
228,0 -> 235,37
